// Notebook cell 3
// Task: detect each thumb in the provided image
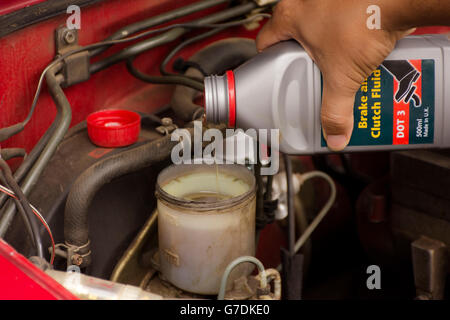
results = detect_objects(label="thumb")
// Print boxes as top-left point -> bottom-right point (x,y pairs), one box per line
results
256,16 -> 292,52
321,79 -> 357,151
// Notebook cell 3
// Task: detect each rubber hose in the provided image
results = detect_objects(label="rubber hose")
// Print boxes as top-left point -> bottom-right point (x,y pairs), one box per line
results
0,148 -> 26,161
0,109 -> 62,209
89,0 -> 230,57
63,129 -> 193,268
170,38 -> 257,121
0,171 -> 35,248
0,64 -> 72,237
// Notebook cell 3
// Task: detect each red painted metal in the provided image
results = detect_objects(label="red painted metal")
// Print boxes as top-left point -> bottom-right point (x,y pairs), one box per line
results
0,0 -> 46,15
0,239 -> 77,300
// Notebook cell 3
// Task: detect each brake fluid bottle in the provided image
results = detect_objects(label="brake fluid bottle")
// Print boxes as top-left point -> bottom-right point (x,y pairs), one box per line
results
204,35 -> 450,154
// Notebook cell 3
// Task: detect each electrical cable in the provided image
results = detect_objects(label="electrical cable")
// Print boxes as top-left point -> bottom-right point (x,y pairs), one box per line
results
0,171 -> 35,247
218,256 -> 267,300
277,170 -> 336,271
0,182 -> 55,264
0,96 -> 62,211
0,158 -> 44,260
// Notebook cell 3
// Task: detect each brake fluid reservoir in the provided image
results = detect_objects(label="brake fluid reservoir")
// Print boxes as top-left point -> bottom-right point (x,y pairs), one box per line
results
155,164 -> 256,295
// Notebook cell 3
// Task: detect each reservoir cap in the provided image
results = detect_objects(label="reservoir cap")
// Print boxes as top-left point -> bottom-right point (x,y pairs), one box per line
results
87,109 -> 140,148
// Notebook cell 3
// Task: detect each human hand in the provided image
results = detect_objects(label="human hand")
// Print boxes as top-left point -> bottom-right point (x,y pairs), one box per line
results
256,0 -> 414,150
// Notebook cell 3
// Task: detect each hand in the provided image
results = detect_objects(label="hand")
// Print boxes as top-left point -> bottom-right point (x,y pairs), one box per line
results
256,0 -> 414,150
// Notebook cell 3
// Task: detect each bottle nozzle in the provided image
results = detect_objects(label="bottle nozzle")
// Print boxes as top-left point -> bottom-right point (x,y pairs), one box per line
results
203,71 -> 235,127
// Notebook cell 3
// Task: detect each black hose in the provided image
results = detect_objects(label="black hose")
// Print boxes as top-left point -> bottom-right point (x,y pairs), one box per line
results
255,163 -> 265,232
89,0 -> 230,57
0,171 -> 34,247
0,159 -> 43,259
126,57 -> 205,91
136,112 -> 163,126
0,64 -> 72,237
283,153 -> 295,257
160,27 -> 225,78
126,19 -> 262,93
0,112 -> 62,210
265,174 -> 274,201
0,148 -> 26,161
89,2 -> 258,74
63,129 -> 193,268
171,37 -> 257,121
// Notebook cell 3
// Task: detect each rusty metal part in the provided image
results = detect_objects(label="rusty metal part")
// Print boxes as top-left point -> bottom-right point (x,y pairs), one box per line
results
71,254 -> 83,266
55,26 -> 90,87
53,240 -> 91,269
255,268 -> 281,300
412,236 -> 447,300
224,276 -> 259,300
156,117 -> 178,136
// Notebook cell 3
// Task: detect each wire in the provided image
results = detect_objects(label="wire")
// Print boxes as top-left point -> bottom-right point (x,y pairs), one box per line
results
0,158 -> 43,258
0,183 -> 55,265
218,255 -> 267,300
0,172 -> 35,245
277,170 -> 336,271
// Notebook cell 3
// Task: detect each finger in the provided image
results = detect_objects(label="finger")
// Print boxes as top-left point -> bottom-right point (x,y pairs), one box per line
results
396,27 -> 417,39
256,12 -> 292,52
321,79 -> 357,151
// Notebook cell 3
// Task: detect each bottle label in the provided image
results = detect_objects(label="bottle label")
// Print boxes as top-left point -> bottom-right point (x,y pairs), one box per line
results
321,59 -> 435,146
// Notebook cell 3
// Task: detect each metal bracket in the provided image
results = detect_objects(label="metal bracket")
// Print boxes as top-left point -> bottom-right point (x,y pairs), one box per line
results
156,117 -> 178,135
52,240 -> 91,268
55,26 -> 90,87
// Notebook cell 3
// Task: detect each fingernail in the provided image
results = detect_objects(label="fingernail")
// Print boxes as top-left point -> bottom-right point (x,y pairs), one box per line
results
326,135 -> 348,151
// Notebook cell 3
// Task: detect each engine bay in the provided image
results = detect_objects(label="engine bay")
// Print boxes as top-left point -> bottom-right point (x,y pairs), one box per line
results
0,0 -> 449,302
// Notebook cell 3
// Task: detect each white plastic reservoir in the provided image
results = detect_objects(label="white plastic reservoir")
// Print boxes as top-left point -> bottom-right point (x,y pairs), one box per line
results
156,164 -> 256,295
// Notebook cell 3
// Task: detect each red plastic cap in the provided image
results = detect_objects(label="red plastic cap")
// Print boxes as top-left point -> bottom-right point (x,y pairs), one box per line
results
87,109 -> 141,148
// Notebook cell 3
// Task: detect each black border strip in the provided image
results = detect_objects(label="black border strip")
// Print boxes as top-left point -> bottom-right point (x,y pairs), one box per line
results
0,0 -> 103,38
